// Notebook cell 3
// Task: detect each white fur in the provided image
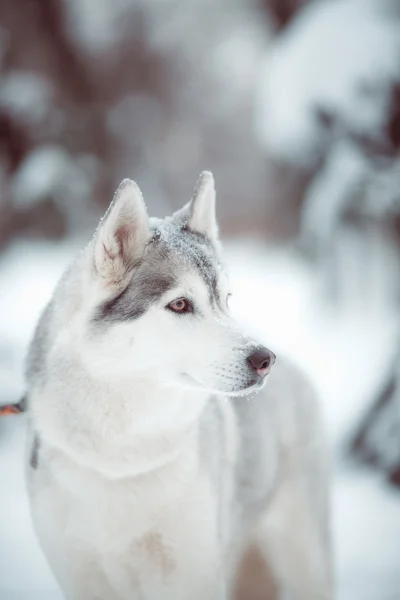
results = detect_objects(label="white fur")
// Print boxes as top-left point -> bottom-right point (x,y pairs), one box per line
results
94,178 -> 149,286
26,173 -> 333,600
187,171 -> 219,241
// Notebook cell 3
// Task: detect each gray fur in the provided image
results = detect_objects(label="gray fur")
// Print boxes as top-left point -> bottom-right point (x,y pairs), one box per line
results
25,302 -> 53,384
233,395 -> 280,521
96,272 -> 176,322
24,173 -> 332,600
94,221 -> 222,324
30,434 -> 40,469
198,397 -> 226,539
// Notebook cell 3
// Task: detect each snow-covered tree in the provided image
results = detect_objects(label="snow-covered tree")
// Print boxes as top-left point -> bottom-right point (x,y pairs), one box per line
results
0,0 -> 279,248
256,0 -> 400,487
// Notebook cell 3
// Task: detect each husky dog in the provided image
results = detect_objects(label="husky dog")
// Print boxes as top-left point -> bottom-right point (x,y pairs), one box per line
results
25,172 -> 332,600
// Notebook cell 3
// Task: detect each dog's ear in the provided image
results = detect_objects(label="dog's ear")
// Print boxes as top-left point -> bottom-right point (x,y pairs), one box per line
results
174,171 -> 219,242
93,179 -> 149,285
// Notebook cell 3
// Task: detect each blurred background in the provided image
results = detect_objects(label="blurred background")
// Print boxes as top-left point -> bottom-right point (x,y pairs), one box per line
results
0,0 -> 400,598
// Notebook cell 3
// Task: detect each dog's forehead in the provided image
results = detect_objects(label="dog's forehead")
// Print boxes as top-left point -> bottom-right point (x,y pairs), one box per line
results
96,220 -> 226,324
147,219 -> 224,285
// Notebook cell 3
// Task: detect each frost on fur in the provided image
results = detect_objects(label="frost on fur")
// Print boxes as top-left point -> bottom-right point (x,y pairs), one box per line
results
94,179 -> 149,286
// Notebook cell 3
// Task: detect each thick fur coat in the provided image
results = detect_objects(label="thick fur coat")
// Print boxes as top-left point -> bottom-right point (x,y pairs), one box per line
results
25,172 -> 332,600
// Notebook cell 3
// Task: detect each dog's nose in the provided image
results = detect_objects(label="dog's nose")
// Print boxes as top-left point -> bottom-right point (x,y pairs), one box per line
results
247,347 -> 276,377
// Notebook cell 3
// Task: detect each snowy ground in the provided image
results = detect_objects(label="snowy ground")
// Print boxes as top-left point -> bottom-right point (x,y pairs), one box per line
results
0,238 -> 399,600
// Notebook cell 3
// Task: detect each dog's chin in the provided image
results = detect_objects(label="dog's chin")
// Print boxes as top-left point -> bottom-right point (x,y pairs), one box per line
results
177,373 -> 268,397
224,377 -> 267,398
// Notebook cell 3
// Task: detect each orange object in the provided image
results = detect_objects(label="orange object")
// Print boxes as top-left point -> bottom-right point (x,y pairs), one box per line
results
0,404 -> 24,416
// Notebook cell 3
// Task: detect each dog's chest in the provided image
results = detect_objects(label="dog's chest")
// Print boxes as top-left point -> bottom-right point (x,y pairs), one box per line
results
31,445 -> 226,599
34,437 -> 222,553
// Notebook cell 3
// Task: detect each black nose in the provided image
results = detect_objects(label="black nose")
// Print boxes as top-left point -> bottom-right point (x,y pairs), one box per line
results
247,347 -> 276,376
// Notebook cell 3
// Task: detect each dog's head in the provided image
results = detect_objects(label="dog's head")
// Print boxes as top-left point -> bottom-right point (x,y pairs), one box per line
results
81,172 -> 275,396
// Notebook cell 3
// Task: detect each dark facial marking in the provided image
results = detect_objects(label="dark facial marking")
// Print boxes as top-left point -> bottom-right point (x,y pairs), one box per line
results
30,434 -> 40,470
93,220 -> 222,324
96,273 -> 176,323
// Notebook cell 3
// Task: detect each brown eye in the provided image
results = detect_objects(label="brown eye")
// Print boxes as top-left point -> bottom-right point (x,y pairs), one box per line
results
167,298 -> 193,314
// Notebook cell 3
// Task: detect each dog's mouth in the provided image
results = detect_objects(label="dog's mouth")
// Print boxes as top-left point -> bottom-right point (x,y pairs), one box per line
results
178,373 -> 206,391
178,372 -> 268,397
225,376 -> 268,397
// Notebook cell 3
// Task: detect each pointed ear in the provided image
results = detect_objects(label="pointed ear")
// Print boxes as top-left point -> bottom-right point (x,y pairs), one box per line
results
174,171 -> 219,242
93,179 -> 149,285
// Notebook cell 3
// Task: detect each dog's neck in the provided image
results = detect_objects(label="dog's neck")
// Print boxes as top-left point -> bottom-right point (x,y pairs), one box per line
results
34,359 -> 210,480
100,375 -> 210,436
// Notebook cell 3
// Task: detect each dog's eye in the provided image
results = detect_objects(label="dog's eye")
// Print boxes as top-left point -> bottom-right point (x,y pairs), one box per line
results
167,298 -> 193,314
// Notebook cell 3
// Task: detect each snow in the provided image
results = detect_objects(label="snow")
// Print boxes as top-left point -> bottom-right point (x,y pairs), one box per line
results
363,158 -> 400,219
0,418 -> 62,600
11,146 -> 99,234
0,238 -> 399,599
1,0 -> 398,594
255,0 -> 400,165
12,146 -> 90,209
0,241 -> 78,406
211,26 -> 265,100
254,0 -> 400,333
228,241 -> 399,447
64,0 -> 136,54
299,141 -> 369,248
333,469 -> 400,600
361,385 -> 400,472
12,147 -> 72,209
0,72 -> 53,128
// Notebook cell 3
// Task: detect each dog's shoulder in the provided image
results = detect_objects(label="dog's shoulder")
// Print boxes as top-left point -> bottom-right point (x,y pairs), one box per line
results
25,253 -> 85,388
25,301 -> 54,386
